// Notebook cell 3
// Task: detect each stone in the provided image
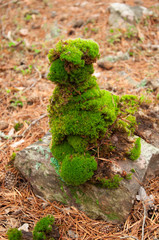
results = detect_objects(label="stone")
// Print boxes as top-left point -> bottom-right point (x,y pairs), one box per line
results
97,59 -> 114,70
72,19 -> 84,28
14,132 -> 159,223
98,52 -> 129,64
19,29 -> 28,37
146,78 -> 159,91
134,0 -> 143,5
51,11 -> 57,18
108,3 -> 153,27
0,121 -> 8,130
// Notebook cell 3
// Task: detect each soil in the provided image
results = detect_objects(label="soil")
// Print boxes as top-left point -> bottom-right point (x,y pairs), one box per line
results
0,0 -> 159,239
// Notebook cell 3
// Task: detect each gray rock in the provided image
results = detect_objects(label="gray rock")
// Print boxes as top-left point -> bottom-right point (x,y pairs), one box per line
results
14,133 -> 159,223
98,52 -> 129,64
146,78 -> 159,91
51,11 -> 57,18
73,20 -> 84,28
108,3 -> 153,27
45,22 -> 61,40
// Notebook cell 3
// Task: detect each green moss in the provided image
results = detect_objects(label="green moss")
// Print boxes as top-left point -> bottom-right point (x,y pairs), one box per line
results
120,94 -> 139,114
33,215 -> 55,240
106,212 -> 120,221
116,115 -> 136,135
128,138 -> 141,161
67,135 -> 87,153
47,39 -> 140,186
14,122 -> 23,132
48,59 -> 68,84
97,175 -> 123,189
7,228 -> 22,240
60,154 -> 97,186
51,141 -> 75,162
10,152 -> 16,161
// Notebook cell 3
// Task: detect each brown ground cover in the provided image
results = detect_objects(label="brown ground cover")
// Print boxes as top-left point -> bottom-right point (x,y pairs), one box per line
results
0,0 -> 159,239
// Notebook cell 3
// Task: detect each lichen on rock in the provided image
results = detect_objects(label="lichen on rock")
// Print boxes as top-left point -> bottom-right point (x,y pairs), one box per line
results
47,38 -> 141,187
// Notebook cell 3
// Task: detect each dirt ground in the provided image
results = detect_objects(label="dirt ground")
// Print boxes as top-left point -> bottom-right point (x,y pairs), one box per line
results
0,0 -> 159,239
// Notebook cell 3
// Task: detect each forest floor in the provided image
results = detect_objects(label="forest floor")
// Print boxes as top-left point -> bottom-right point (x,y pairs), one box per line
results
0,0 -> 159,239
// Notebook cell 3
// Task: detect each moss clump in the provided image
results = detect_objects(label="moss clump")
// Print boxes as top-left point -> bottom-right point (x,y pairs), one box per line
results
97,175 -> 123,189
33,215 -> 55,240
60,154 -> 97,186
7,228 -> 22,240
48,38 -> 141,187
128,138 -> 141,161
10,152 -> 16,161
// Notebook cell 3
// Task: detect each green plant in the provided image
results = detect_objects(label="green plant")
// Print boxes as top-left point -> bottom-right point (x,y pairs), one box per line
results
8,42 -> 16,47
97,175 -> 123,189
24,14 -> 32,21
10,99 -> 23,108
6,88 -> 11,94
33,215 -> 55,240
10,152 -> 16,161
14,122 -> 23,131
7,228 -> 22,240
21,65 -> 33,75
128,138 -> 141,161
107,33 -> 121,45
124,25 -> 137,39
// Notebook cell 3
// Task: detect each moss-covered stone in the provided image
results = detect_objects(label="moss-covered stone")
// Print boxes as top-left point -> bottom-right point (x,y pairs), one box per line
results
47,38 -> 141,186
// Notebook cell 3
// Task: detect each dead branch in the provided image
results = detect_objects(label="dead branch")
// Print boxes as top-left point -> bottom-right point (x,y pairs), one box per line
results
12,113 -> 47,138
0,0 -> 19,8
120,236 -> 139,240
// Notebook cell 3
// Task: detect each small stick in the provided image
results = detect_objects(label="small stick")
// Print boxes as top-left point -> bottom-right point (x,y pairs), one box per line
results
120,236 -> 139,240
141,200 -> 147,240
0,0 -> 18,8
12,113 -> 47,138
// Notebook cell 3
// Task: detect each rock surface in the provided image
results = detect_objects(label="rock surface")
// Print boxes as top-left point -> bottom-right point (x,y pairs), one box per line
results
108,3 -> 153,27
14,132 -> 159,223
97,52 -> 130,65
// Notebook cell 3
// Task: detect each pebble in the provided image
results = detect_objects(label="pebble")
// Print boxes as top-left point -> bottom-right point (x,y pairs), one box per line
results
51,11 -> 57,18
73,19 -> 84,28
0,121 -> 8,130
97,60 -> 114,70
19,28 -> 28,36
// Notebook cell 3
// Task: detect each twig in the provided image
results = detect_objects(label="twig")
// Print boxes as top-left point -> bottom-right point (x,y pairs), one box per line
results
0,0 -> 18,8
23,66 -> 42,93
12,113 -> 47,138
120,236 -> 139,240
141,200 -> 147,240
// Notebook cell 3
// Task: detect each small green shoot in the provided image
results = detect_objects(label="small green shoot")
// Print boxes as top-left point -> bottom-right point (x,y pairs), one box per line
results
10,152 -> 16,161
11,100 -> 23,108
14,122 -> 23,132
8,42 -> 16,47
24,14 -> 32,21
